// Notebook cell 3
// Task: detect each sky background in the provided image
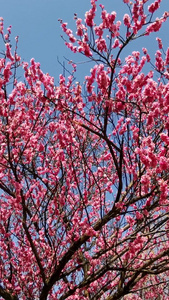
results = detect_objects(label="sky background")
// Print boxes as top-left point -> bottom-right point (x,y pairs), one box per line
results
1,0 -> 169,84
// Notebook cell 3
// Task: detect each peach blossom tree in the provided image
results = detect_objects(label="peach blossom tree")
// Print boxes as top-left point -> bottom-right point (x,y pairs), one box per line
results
1,0 -> 169,299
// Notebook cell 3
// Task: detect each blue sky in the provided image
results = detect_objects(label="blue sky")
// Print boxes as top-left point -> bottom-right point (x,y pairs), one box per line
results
1,0 -> 169,83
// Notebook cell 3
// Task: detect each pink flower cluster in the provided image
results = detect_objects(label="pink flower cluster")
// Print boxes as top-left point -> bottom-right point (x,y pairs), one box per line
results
1,1 -> 169,299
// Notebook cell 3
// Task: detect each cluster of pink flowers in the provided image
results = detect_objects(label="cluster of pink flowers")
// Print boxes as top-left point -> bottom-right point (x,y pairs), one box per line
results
1,0 -> 169,299
148,0 -> 162,14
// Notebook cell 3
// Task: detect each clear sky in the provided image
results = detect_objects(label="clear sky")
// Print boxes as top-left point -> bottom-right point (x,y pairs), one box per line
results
1,0 -> 169,83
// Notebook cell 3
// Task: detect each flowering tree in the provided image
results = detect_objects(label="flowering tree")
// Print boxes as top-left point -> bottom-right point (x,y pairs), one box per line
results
1,0 -> 169,299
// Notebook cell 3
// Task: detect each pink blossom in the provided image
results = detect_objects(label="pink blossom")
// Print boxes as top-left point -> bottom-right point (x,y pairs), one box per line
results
148,0 -> 161,14
123,13 -> 131,27
165,47 -> 169,66
94,25 -> 103,37
146,18 -> 163,34
5,43 -> 14,61
159,156 -> 168,171
112,38 -> 120,48
85,2 -> 96,27
136,211 -> 143,220
156,37 -> 163,49
96,37 -> 107,52
78,41 -> 92,57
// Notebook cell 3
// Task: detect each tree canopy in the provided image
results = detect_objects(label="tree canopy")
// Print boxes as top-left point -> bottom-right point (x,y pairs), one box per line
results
1,0 -> 169,299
